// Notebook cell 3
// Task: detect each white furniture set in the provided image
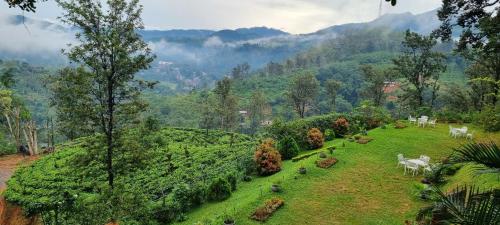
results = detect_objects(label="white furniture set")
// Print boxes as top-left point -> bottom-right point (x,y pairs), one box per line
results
397,154 -> 431,176
408,115 -> 436,128
449,125 -> 474,140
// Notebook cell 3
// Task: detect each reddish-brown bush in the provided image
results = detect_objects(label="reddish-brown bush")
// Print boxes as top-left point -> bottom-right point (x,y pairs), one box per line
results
316,157 -> 338,168
333,117 -> 350,136
250,198 -> 285,221
307,128 -> 324,149
254,139 -> 282,175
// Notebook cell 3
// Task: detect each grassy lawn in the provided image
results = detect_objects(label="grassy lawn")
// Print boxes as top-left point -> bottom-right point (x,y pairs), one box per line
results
177,123 -> 500,225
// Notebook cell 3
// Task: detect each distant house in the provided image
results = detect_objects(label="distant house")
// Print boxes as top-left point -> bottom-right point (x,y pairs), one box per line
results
261,120 -> 273,126
383,81 -> 400,101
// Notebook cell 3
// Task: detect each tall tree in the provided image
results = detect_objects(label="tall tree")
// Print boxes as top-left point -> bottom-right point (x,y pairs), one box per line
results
325,79 -> 341,112
393,30 -> 446,109
48,67 -> 94,140
435,1 -> 500,106
360,65 -> 387,107
287,72 -> 319,118
54,0 -> 155,188
198,90 -> 216,135
231,63 -> 250,79
214,77 -> 238,130
248,90 -> 270,133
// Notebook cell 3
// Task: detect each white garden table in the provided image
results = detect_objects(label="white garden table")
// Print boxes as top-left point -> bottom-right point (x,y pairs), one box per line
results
456,128 -> 468,138
407,159 -> 427,167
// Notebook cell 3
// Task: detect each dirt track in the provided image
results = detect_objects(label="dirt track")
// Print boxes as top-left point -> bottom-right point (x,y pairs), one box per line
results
0,154 -> 39,225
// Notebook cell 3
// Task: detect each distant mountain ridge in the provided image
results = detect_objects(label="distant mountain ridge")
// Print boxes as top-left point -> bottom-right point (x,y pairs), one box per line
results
0,8 -> 449,92
315,9 -> 440,35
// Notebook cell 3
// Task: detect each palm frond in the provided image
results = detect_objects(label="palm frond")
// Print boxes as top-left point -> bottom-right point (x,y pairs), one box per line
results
432,185 -> 500,225
451,142 -> 500,175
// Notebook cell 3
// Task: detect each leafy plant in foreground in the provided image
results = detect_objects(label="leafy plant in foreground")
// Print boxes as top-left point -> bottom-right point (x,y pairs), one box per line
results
417,185 -> 500,225
451,142 -> 500,175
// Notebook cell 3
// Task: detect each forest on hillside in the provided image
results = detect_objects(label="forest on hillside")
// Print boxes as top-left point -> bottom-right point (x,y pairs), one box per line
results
0,0 -> 499,225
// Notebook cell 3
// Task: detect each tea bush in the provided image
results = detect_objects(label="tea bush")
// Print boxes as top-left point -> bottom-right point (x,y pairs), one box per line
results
5,127 -> 255,224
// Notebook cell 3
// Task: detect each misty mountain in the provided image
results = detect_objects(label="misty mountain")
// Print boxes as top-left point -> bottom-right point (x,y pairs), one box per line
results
315,9 -> 440,35
0,9 -> 446,92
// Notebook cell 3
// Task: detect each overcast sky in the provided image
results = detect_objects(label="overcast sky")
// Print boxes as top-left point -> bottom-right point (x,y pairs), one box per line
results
0,0 -> 442,34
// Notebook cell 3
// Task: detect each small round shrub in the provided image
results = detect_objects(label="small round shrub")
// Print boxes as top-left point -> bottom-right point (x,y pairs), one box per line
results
277,136 -> 300,160
332,117 -> 349,137
307,128 -> 324,149
394,121 -> 407,129
254,139 -> 282,176
324,129 -> 335,141
208,177 -> 232,201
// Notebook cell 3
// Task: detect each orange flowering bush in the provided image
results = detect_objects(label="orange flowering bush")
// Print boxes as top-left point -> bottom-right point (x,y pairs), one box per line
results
254,139 -> 282,176
333,117 -> 350,136
307,128 -> 324,149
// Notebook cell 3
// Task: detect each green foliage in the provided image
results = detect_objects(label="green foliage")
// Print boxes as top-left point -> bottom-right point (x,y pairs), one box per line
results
417,185 -> 500,225
475,105 -> 500,132
208,177 -> 232,201
0,132 -> 15,155
353,101 -> 391,129
393,30 -> 446,109
324,129 -> 335,141
277,136 -> 299,160
451,142 -> 500,175
5,127 -> 255,224
287,71 -> 320,118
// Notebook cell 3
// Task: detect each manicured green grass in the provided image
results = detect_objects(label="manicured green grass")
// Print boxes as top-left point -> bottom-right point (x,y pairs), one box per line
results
177,124 -> 499,225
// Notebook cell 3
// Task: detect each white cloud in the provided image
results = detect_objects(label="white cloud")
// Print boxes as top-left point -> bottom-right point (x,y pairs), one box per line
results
0,12 -> 74,56
0,0 -> 443,34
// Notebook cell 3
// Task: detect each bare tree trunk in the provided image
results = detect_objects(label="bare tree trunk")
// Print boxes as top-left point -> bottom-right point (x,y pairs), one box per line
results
13,107 -> 22,149
23,120 -> 38,155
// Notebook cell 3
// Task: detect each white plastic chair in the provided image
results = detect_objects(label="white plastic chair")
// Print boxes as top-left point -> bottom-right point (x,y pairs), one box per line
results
428,119 -> 437,128
418,118 -> 428,128
419,155 -> 430,165
405,161 -> 419,176
408,116 -> 417,124
397,154 -> 407,169
466,131 -> 474,140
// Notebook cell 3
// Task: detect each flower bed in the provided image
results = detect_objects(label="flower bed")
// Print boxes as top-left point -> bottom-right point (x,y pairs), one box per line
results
250,198 -> 285,221
316,157 -> 338,168
356,137 -> 373,144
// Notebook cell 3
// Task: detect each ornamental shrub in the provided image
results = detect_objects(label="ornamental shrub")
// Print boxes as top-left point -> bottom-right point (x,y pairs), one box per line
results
324,129 -> 335,141
307,128 -> 324,149
332,117 -> 349,137
207,177 -> 232,201
254,139 -> 282,176
277,136 -> 300,160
